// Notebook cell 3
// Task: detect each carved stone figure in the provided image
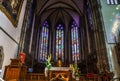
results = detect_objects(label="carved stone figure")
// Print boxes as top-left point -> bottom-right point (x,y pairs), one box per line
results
10,0 -> 18,13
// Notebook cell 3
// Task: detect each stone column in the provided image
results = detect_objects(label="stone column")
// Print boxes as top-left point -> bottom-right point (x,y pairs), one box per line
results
110,45 -> 120,79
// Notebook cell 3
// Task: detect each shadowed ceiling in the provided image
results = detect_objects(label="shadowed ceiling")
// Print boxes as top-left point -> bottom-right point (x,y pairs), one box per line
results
35,0 -> 85,27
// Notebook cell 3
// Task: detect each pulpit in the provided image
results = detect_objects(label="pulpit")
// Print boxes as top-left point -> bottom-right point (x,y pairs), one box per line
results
3,58 -> 27,81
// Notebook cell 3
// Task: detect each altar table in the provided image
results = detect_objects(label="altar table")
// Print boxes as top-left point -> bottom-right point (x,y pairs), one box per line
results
45,67 -> 72,81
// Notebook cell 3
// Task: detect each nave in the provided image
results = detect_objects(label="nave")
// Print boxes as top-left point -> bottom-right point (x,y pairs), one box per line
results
1,0 -> 120,81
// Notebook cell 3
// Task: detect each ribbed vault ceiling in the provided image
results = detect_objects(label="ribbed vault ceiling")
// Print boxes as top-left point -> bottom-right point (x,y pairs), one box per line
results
35,0 -> 84,27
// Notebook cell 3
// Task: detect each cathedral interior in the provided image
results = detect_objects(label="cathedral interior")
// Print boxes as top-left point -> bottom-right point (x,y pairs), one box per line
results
0,0 -> 120,81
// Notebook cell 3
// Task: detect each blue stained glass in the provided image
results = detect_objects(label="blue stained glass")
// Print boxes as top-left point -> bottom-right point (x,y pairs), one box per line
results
56,24 -> 64,61
71,21 -> 80,61
59,24 -> 61,27
39,21 -> 49,62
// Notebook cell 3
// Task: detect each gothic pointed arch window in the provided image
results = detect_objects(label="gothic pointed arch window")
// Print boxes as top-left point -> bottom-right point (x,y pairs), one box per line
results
55,24 -> 64,61
39,21 -> 49,62
71,21 -> 80,61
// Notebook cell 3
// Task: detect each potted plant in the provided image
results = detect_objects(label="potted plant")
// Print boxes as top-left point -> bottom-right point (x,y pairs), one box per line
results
45,54 -> 52,70
70,63 -> 81,80
45,54 -> 52,80
74,68 -> 80,80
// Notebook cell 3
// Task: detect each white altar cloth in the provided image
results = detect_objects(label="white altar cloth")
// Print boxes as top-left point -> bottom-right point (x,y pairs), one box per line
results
45,67 -> 72,77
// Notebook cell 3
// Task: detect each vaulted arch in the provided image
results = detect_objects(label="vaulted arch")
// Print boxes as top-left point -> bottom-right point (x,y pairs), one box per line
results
21,0 -> 108,74
37,0 -> 83,15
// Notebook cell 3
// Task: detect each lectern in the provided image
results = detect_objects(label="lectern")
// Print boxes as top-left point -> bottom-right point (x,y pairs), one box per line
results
3,58 -> 27,81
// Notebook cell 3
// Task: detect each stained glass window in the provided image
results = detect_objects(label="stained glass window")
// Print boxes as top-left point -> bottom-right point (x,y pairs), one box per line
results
56,24 -> 64,61
39,21 -> 49,62
71,21 -> 80,61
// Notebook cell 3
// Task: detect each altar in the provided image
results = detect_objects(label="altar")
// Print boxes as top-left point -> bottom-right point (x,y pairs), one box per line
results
45,67 -> 72,81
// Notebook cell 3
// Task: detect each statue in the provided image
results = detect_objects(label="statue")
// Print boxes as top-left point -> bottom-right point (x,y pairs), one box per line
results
10,0 -> 18,14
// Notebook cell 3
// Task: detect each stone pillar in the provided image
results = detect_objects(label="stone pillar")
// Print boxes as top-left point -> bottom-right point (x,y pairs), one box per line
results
110,45 -> 120,79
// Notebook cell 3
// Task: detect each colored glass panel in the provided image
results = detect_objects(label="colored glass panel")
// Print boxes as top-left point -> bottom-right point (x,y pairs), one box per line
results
56,24 -> 64,61
71,21 -> 80,61
39,21 -> 49,61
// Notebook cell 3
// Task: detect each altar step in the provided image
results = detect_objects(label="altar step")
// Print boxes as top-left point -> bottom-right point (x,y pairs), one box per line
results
7,78 -> 115,81
5,73 -> 114,81
24,73 -> 113,81
25,80 -> 46,81
7,79 -> 45,81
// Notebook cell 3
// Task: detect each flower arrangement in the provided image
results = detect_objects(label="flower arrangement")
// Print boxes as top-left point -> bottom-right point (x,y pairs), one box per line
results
70,63 -> 81,77
45,54 -> 52,70
74,68 -> 80,77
